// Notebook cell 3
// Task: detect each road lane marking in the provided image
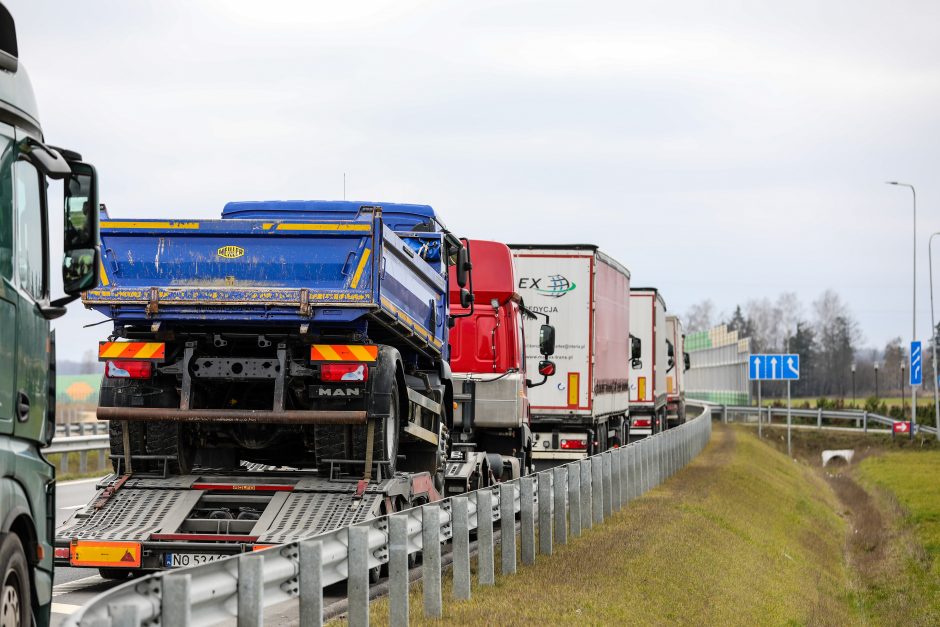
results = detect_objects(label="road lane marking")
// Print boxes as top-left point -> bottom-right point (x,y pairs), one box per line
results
53,575 -> 105,596
51,603 -> 82,615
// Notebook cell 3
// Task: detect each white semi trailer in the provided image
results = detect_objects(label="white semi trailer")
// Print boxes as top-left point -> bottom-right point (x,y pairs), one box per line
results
629,288 -> 668,438
665,314 -> 690,428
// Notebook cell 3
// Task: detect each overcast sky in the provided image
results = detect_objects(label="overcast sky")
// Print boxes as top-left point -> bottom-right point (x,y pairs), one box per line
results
11,0 -> 940,359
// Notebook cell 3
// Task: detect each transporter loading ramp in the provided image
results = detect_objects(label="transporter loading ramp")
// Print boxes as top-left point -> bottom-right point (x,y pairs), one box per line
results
55,469 -> 439,571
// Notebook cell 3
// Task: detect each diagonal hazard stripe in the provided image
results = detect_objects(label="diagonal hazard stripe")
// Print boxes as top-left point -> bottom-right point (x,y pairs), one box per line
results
348,345 -> 378,361
314,345 -> 343,361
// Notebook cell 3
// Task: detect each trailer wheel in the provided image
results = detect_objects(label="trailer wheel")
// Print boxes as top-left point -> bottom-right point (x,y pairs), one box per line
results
0,534 -> 31,627
97,568 -> 130,581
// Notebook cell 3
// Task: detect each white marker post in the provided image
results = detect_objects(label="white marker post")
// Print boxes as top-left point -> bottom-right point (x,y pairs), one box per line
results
757,380 -> 762,438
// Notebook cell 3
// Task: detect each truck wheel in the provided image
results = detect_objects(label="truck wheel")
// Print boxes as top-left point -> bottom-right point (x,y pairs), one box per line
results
352,383 -> 401,476
100,376 -> 193,475
146,422 -> 195,475
313,425 -> 349,475
0,534 -> 31,627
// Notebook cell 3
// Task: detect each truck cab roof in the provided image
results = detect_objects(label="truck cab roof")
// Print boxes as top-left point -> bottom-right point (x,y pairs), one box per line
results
0,4 -> 41,135
448,239 -> 516,305
222,200 -> 444,233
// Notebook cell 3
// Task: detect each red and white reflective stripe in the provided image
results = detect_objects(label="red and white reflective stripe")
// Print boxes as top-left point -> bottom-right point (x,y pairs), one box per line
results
191,483 -> 295,492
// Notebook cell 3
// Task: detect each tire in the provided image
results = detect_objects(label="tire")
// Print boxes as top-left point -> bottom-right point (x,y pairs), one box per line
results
0,534 -> 31,627
98,568 -> 130,581
351,382 -> 401,476
101,376 -> 193,475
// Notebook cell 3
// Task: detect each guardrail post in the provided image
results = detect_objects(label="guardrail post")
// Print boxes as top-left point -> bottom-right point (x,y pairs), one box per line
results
477,490 -> 495,586
721,404 -> 727,424
520,476 -> 535,566
422,505 -> 443,618
863,411 -> 868,433
237,553 -> 263,627
162,573 -> 191,626
611,449 -> 622,512
591,456 -> 603,524
538,472 -> 552,556
601,453 -> 612,518
109,603 -> 139,627
817,408 -> 822,430
553,466 -> 567,546
568,462 -> 581,538
452,497 -> 471,601
79,451 -> 88,475
59,453 -> 68,475
580,459 -> 592,530
499,483 -> 517,575
348,526 -> 370,626
300,540 -> 324,627
98,449 -> 107,472
78,422 -> 87,436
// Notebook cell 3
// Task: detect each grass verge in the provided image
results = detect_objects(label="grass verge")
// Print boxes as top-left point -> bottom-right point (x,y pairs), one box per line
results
847,450 -> 940,620
45,451 -> 111,481
353,426 -> 857,626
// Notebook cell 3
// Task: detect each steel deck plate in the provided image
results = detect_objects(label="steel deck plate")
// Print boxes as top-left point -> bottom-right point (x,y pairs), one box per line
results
58,489 -> 195,541
258,492 -> 383,544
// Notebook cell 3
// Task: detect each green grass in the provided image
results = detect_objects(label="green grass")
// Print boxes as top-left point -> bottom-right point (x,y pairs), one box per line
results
858,451 -> 940,579
45,451 -> 111,481
354,426 -> 858,626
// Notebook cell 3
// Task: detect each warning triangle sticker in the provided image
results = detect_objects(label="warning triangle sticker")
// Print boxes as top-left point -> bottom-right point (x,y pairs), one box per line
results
120,550 -> 136,562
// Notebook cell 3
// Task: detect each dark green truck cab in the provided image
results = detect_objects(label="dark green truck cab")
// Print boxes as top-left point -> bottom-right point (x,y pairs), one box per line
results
0,3 -> 99,625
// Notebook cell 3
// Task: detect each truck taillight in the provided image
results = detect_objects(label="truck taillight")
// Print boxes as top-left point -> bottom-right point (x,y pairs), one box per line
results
633,418 -> 650,428
105,360 -> 152,379
559,439 -> 587,450
320,364 -> 368,382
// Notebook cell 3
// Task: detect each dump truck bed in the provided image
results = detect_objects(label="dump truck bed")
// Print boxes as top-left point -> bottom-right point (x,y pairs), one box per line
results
84,202 -> 449,357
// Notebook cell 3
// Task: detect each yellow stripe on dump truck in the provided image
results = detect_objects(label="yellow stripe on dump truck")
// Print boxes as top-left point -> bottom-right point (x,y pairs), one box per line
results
98,341 -> 166,361
101,221 -> 200,230
70,540 -> 141,568
350,248 -> 371,289
275,223 -> 371,232
310,344 -> 378,362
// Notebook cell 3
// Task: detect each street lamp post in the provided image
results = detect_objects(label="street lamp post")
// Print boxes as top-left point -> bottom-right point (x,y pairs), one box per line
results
851,363 -> 856,406
928,232 -> 940,441
887,181 -> 916,441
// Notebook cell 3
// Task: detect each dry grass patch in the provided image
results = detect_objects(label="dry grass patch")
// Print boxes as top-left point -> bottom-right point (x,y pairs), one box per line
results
348,426 -> 857,626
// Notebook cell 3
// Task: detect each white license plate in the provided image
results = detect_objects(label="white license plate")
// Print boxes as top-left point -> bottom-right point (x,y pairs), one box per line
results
165,553 -> 228,568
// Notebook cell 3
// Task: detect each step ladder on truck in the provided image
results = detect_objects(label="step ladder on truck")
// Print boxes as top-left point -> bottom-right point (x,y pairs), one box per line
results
56,201 -> 482,576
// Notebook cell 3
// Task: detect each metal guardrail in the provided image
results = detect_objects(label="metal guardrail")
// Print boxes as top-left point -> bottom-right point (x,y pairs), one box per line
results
711,404 -> 938,436
47,423 -> 110,475
64,406 -> 712,626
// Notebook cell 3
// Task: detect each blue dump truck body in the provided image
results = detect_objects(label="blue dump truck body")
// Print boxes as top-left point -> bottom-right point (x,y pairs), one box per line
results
86,201 -> 448,357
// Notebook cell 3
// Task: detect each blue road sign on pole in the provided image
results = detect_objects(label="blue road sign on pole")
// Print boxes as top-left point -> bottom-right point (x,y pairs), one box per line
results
748,354 -> 800,381
782,354 -> 800,380
911,341 -> 923,386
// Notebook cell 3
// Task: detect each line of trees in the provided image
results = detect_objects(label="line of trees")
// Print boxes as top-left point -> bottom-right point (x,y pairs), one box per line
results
686,289 -> 935,400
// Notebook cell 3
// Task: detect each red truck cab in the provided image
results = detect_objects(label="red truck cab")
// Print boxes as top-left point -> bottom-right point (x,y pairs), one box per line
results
445,240 -> 554,493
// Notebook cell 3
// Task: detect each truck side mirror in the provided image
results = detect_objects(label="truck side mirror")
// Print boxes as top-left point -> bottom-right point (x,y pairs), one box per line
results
684,352 -> 691,371
630,335 -> 641,360
459,288 -> 473,308
62,161 -> 100,296
539,324 -> 555,356
527,359 -> 556,388
456,246 -> 471,288
666,340 -> 675,371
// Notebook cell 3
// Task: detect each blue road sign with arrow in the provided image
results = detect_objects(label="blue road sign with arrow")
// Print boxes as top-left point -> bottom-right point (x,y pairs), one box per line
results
749,354 -> 800,381
911,341 -> 922,386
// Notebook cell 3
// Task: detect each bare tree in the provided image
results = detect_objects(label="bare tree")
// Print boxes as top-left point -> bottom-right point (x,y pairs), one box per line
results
685,299 -> 716,333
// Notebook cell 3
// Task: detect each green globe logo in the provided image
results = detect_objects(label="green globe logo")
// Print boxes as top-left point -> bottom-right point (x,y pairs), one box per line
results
536,275 -> 576,298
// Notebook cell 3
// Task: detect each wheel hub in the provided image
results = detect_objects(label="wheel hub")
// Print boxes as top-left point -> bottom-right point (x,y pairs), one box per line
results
1,578 -> 20,627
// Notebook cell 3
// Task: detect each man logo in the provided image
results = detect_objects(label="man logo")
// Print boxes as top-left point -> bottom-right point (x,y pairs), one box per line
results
217,245 -> 245,259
